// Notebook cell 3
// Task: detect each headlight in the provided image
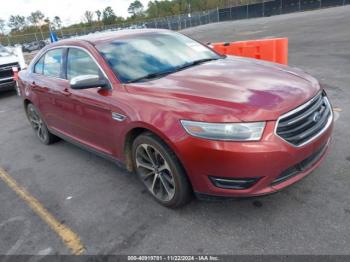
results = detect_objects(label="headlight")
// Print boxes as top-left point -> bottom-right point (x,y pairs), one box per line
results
180,120 -> 266,141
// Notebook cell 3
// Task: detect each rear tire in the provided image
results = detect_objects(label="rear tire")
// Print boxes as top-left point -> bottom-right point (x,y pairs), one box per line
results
26,103 -> 60,145
132,132 -> 192,208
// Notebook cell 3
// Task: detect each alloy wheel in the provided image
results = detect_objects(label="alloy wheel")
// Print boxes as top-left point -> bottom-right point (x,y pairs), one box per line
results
27,105 -> 48,142
135,144 -> 176,202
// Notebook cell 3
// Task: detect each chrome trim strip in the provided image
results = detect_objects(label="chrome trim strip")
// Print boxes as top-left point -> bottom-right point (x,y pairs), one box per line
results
274,93 -> 333,148
214,178 -> 255,183
0,66 -> 16,71
278,92 -> 322,120
283,96 -> 323,126
0,63 -> 19,70
0,76 -> 14,82
111,112 -> 126,122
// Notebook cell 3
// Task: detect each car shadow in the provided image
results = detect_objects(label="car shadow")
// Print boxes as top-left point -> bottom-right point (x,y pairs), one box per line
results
0,90 -> 17,99
54,138 -> 306,215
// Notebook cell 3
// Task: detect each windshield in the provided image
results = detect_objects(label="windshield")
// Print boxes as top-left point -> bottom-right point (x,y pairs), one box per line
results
96,32 -> 222,83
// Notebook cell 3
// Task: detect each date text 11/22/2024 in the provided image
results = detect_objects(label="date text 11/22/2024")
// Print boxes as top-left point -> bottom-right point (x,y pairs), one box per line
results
127,255 -> 220,261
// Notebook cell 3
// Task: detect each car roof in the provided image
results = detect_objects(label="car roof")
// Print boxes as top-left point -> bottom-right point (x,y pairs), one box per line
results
53,29 -> 170,47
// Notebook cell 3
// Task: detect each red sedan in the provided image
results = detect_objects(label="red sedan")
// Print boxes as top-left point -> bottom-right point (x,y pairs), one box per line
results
18,29 -> 333,207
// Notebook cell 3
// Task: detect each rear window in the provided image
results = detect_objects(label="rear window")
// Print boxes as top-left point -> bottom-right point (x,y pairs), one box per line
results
34,56 -> 44,74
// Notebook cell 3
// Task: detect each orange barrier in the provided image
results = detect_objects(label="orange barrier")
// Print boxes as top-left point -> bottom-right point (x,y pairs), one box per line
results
209,38 -> 288,65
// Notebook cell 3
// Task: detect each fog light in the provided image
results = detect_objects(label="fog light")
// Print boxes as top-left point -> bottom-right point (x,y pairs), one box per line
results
209,176 -> 260,190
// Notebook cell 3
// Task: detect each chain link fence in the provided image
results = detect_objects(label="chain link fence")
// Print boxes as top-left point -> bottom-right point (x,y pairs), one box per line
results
1,0 -> 349,46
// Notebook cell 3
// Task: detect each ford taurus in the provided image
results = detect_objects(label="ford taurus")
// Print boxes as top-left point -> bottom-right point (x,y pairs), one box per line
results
18,29 -> 333,207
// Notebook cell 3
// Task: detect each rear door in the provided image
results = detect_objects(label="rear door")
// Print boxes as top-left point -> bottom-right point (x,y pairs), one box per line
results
31,48 -> 73,133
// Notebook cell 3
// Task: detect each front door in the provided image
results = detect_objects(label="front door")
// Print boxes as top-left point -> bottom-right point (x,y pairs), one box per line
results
63,47 -> 114,155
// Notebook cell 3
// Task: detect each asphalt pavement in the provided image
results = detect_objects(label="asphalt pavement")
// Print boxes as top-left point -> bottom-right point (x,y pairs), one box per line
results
0,5 -> 349,255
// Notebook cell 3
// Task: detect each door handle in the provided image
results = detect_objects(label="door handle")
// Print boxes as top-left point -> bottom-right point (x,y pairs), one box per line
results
62,88 -> 71,97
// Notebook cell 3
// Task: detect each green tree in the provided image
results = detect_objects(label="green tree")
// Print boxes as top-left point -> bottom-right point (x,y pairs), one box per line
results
27,11 -> 45,39
0,18 -> 5,35
52,16 -> 62,29
8,15 -> 27,31
83,11 -> 94,25
44,17 -> 52,33
27,11 -> 45,27
102,6 -> 116,25
128,0 -> 144,17
95,10 -> 102,22
52,16 -> 63,37
147,1 -> 159,17
144,0 -> 233,19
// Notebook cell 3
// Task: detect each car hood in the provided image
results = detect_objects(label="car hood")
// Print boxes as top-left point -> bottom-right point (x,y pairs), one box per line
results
126,56 -> 321,122
0,54 -> 19,65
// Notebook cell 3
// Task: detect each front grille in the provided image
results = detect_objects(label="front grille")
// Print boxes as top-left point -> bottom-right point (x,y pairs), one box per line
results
271,142 -> 328,186
0,62 -> 19,80
276,92 -> 332,146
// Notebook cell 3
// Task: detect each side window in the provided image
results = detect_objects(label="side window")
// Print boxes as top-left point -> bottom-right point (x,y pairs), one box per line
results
67,48 -> 101,80
43,49 -> 63,78
34,56 -> 45,74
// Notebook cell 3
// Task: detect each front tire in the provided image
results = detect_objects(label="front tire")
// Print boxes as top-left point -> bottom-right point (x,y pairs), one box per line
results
132,133 -> 192,208
26,103 -> 59,145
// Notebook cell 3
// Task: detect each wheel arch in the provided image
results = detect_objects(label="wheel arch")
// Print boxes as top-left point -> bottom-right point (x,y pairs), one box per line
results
23,98 -> 31,108
23,98 -> 32,118
123,124 -> 186,175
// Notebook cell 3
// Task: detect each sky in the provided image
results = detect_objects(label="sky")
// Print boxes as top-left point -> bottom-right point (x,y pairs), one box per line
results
0,0 -> 151,26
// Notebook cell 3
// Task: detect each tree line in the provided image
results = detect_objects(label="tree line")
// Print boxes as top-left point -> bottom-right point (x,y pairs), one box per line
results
0,7 -> 122,37
0,0 -> 258,39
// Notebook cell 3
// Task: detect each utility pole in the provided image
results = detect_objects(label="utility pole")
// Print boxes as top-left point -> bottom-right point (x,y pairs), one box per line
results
188,1 -> 192,27
217,7 -> 220,22
166,17 -> 171,30
280,0 -> 283,14
262,0 -> 265,17
39,26 -> 44,41
7,35 -> 11,46
247,0 -> 249,19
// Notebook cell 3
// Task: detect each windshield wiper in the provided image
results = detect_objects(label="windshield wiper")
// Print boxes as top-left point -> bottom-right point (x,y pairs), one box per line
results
127,69 -> 177,83
127,58 -> 222,84
177,58 -> 221,71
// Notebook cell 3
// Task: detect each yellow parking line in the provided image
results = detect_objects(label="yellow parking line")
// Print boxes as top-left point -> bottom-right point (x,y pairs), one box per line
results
0,167 -> 85,255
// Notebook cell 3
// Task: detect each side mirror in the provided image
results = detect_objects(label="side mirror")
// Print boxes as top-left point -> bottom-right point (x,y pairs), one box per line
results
70,75 -> 109,90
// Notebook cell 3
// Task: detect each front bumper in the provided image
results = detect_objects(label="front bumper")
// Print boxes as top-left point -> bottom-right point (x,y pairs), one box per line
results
0,79 -> 16,91
176,120 -> 333,198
